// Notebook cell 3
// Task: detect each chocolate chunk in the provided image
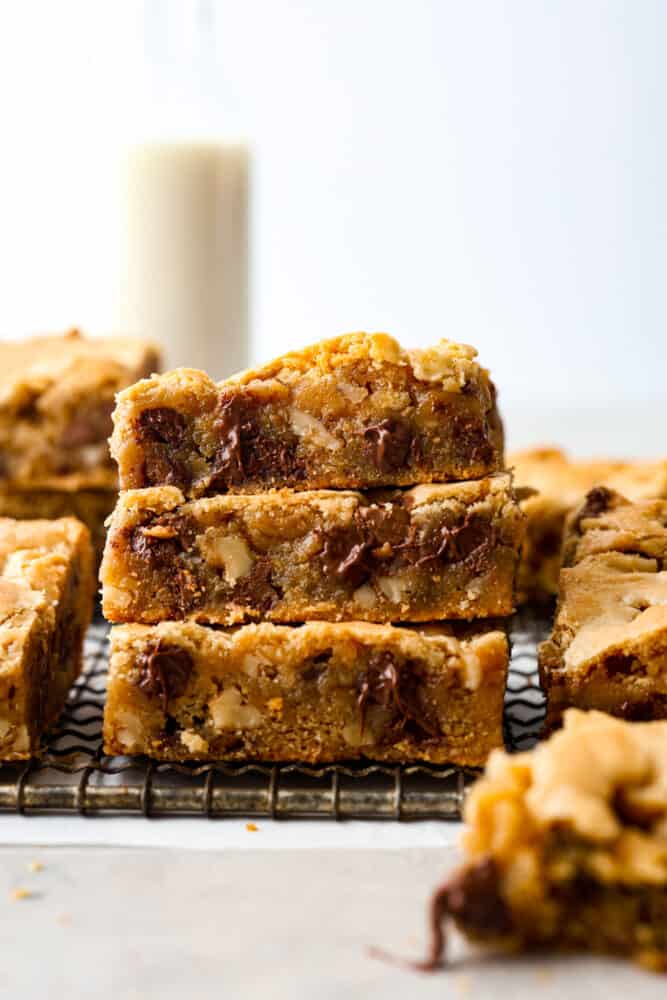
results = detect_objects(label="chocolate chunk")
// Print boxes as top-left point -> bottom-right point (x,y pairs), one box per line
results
136,407 -> 192,488
575,486 -> 614,527
399,513 -> 493,574
605,653 -> 635,676
130,527 -> 181,567
321,529 -> 373,589
137,642 -> 194,711
231,555 -> 280,611
137,407 -> 188,447
60,399 -> 114,448
207,391 -> 304,492
446,857 -> 513,936
357,651 -> 439,741
210,396 -> 244,487
363,418 -> 413,473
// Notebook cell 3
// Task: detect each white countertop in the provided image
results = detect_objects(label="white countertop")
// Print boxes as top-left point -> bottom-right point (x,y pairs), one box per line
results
1,845 -> 663,999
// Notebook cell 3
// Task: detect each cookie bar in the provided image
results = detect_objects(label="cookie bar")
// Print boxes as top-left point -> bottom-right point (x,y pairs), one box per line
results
0,329 -> 160,491
103,620 -> 508,765
110,333 -> 504,497
101,474 -> 524,626
0,488 -> 115,565
539,488 -> 667,728
0,517 -> 95,759
417,711 -> 667,972
511,447 -> 667,601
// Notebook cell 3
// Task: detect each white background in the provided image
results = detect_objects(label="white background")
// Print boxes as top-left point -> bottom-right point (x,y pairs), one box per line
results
0,0 -> 664,445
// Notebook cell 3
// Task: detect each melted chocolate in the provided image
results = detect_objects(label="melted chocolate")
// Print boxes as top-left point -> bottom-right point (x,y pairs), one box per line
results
363,418 -> 413,473
137,642 -> 194,712
357,651 -> 440,741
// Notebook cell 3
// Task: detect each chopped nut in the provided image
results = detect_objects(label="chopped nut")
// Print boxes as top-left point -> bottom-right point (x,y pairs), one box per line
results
28,861 -> 44,873
11,888 -> 32,901
289,408 -> 342,451
210,687 -> 263,730
267,696 -> 283,715
200,532 -> 253,585
377,574 -> 409,604
353,584 -> 376,609
246,822 -> 259,832
180,731 -> 209,754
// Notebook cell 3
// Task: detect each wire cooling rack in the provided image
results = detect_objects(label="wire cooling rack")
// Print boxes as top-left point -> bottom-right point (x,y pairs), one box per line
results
0,608 -> 549,820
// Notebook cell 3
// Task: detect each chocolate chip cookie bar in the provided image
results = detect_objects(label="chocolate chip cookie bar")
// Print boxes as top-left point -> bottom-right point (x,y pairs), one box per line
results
101,474 -> 524,626
110,333 -> 504,497
0,329 -> 160,491
0,517 -> 95,759
0,488 -> 115,565
103,620 -> 508,765
418,710 -> 667,971
511,447 -> 667,602
539,488 -> 667,728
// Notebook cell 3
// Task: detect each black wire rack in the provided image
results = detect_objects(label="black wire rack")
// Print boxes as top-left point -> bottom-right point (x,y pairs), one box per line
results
0,608 -> 549,820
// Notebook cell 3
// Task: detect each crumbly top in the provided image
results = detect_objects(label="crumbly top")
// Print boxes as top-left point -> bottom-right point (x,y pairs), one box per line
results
464,709 -> 667,885
229,332 -> 484,390
0,329 -> 160,406
114,333 -> 491,412
113,619 -> 508,693
510,447 -> 667,507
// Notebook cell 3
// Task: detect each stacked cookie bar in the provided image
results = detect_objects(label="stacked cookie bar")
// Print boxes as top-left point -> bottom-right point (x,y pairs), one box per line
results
0,330 -> 161,562
101,333 -> 525,765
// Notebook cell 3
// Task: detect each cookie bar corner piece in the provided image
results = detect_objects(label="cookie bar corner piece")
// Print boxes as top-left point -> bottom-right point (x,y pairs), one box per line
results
110,332 -> 505,496
0,516 -> 95,759
420,709 -> 667,971
103,620 -> 508,766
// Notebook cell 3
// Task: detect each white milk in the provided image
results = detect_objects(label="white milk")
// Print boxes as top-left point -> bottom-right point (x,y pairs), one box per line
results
117,142 -> 249,379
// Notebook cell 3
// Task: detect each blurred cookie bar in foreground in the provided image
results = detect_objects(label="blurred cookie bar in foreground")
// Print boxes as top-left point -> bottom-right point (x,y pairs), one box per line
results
417,710 -> 667,972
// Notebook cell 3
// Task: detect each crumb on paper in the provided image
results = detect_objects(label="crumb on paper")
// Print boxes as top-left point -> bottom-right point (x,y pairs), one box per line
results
11,887 -> 32,901
28,860 -> 44,873
454,974 -> 472,996
246,822 -> 259,832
